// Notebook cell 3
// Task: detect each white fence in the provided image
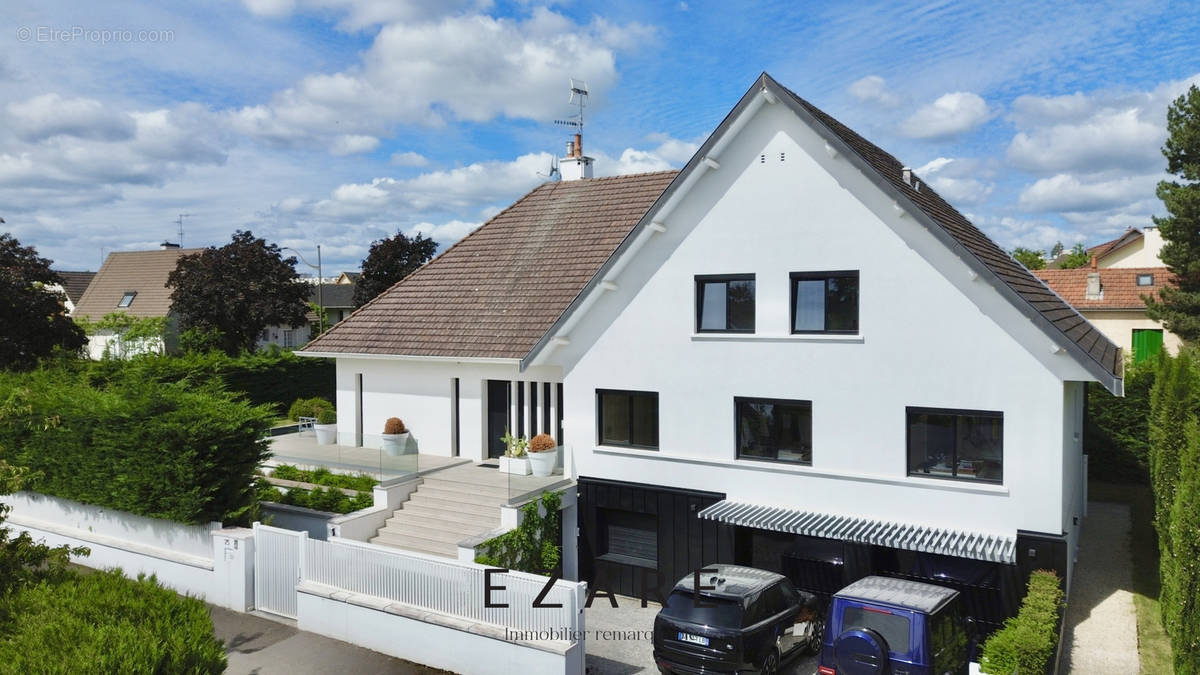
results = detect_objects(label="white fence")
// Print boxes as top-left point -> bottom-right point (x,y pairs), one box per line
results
304,536 -> 580,635
253,523 -> 306,619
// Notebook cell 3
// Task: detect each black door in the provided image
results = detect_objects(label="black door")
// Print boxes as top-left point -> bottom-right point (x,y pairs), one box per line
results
486,380 -> 510,459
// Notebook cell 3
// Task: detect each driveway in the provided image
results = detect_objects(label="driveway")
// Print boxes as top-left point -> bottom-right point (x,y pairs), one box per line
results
585,596 -> 817,675
209,605 -> 449,675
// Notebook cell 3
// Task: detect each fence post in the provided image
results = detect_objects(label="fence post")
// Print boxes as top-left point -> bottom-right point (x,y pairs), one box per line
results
298,530 -> 309,586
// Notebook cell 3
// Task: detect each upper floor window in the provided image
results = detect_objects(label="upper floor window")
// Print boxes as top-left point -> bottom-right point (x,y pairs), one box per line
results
791,271 -> 859,334
736,397 -> 812,465
907,407 -> 1002,484
598,389 -> 659,449
696,275 -> 755,333
117,291 -> 136,308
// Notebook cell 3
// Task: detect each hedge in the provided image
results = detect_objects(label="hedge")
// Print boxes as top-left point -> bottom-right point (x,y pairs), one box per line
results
0,368 -> 273,524
1086,358 -> 1155,481
980,570 -> 1064,674
256,481 -> 373,514
0,569 -> 226,674
83,348 -> 334,415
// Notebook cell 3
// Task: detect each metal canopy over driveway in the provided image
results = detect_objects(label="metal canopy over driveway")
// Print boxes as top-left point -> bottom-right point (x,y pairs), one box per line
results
698,500 -> 1017,564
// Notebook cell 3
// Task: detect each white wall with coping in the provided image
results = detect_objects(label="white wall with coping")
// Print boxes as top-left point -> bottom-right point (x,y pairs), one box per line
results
297,582 -> 585,675
333,358 -> 562,461
6,492 -> 254,611
551,100 -> 1089,540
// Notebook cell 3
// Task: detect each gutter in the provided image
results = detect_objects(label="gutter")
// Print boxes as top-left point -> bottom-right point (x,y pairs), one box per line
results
296,350 -> 520,366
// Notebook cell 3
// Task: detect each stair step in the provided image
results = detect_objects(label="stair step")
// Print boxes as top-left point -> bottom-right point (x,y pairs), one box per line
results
370,532 -> 457,557
384,514 -> 494,536
406,494 -> 500,516
398,503 -> 501,526
379,522 -> 488,544
414,485 -> 505,507
420,478 -> 510,499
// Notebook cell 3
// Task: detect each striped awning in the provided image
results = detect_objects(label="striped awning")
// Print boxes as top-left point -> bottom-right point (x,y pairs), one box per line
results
698,501 -> 1016,564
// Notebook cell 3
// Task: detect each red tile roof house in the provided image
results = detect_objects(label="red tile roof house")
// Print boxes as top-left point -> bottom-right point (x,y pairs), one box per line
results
1036,228 -> 1180,363
298,74 -> 1121,636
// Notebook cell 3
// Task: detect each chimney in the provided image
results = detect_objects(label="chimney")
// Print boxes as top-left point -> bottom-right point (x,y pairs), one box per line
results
574,133 -> 582,158
1085,269 -> 1102,300
566,140 -> 574,157
901,167 -> 912,186
560,136 -> 594,181
160,241 -> 180,249
1090,255 -> 1097,269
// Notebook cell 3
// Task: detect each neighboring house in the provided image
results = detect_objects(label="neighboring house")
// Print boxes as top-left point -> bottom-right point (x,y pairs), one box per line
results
73,245 -> 200,359
50,270 -> 96,314
299,74 -> 1121,633
1035,226 -> 1178,363
335,271 -> 360,285
256,281 -> 356,349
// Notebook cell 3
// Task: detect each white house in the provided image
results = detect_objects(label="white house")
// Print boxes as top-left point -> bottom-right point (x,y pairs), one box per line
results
300,74 -> 1121,633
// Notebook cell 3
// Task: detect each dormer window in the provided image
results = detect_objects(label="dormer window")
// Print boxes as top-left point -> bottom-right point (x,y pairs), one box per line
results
117,291 -> 136,308
1137,274 -> 1154,286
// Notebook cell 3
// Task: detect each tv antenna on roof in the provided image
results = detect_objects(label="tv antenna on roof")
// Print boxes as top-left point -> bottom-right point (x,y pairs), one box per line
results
554,79 -> 588,133
175,213 -> 192,247
537,155 -> 560,180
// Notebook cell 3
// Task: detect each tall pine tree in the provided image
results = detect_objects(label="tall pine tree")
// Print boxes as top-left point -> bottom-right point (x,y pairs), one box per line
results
1146,86 -> 1200,340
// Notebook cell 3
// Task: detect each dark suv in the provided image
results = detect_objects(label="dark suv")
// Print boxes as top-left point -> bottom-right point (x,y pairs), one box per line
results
653,564 -> 823,674
818,576 -> 970,675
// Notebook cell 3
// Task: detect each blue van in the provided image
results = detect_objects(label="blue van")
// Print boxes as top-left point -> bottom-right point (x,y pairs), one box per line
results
818,576 -> 970,675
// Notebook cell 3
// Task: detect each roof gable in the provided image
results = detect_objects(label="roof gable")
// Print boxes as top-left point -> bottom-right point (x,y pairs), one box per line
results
73,248 -> 201,319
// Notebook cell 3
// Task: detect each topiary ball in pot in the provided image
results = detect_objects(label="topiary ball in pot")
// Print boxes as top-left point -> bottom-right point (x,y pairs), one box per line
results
529,433 -> 556,453
383,417 -> 407,434
528,433 -> 558,477
316,409 -> 337,425
314,408 -> 337,445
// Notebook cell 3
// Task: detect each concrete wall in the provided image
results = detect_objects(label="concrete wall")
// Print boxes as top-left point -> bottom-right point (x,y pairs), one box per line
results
1083,309 -> 1182,356
333,358 -> 562,461
261,502 -> 334,540
5,492 -> 254,611
553,100 -> 1091,539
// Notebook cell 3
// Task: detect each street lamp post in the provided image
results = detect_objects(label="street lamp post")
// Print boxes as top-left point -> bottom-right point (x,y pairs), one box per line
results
283,245 -> 325,333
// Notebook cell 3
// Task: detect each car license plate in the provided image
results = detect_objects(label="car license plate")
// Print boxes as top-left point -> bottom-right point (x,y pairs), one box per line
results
677,632 -> 709,646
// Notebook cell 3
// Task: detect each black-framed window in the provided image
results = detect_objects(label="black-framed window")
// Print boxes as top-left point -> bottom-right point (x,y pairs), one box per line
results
598,508 -> 657,567
736,397 -> 812,465
791,271 -> 859,333
696,274 -> 755,332
907,407 -> 1003,483
597,389 -> 658,449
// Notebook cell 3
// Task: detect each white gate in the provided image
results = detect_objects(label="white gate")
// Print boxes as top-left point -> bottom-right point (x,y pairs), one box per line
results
253,522 -> 307,619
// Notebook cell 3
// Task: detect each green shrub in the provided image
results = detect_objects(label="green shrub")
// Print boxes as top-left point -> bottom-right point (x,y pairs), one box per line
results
269,464 -> 376,492
0,367 -> 273,525
316,408 -> 336,424
475,491 -> 561,575
0,569 -> 226,674
980,570 -> 1064,674
1086,359 -> 1156,481
287,396 -> 333,421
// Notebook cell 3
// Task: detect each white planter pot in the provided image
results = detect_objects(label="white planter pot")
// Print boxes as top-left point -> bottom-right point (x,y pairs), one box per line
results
314,423 -> 337,445
528,447 -> 558,477
381,432 -> 411,456
498,456 -> 530,475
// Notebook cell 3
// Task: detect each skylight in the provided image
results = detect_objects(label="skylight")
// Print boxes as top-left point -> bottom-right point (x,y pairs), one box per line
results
118,291 -> 136,308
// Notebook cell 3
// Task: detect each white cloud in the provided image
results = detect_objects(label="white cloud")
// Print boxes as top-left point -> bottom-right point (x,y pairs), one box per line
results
329,134 -> 380,155
407,219 -> 480,244
900,92 -> 991,139
390,151 -> 429,167
241,0 -> 489,30
847,75 -> 902,108
7,94 -> 136,142
1007,108 -> 1164,174
914,157 -> 993,205
1017,173 -> 1160,213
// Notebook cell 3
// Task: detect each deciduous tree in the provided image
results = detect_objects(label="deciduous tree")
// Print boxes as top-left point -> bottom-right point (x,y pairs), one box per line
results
353,231 -> 437,307
0,233 -> 86,369
1147,85 -> 1200,341
1011,247 -> 1046,270
167,231 -> 309,355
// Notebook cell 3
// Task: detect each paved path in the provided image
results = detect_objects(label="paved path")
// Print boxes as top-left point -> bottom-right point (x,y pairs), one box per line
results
1061,501 -> 1140,674
210,605 -> 448,675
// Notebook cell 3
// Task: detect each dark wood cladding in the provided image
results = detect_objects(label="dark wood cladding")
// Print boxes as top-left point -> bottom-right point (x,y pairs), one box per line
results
577,477 -> 734,601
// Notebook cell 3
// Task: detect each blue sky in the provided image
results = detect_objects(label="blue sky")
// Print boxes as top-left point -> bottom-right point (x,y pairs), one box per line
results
2,0 -> 1199,273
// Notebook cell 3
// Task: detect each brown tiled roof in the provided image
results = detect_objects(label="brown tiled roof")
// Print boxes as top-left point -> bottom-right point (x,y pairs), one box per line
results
771,77 -> 1122,381
1088,228 -> 1140,260
1034,267 -> 1173,311
73,248 -> 201,320
54,270 -> 95,304
304,171 -> 678,358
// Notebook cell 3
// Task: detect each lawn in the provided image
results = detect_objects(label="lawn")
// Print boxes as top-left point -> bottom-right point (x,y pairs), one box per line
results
1088,480 -> 1173,674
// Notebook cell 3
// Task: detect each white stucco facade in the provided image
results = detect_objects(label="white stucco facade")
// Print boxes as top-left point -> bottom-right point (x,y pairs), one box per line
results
545,100 -> 1093,545
1099,227 -> 1164,268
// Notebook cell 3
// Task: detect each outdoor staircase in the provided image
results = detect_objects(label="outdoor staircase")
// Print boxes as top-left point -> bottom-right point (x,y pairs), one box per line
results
370,474 -> 506,557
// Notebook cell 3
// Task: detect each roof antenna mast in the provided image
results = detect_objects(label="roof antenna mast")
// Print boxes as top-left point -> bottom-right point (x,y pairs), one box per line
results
555,78 -> 589,155
175,213 -> 192,247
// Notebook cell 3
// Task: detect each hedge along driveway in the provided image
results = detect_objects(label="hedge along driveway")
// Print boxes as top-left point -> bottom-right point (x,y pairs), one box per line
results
0,368 -> 273,525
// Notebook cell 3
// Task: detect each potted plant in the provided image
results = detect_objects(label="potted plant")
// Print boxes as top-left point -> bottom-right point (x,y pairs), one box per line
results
527,433 -> 558,477
314,408 -> 337,445
381,417 -> 410,456
498,428 -> 530,475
